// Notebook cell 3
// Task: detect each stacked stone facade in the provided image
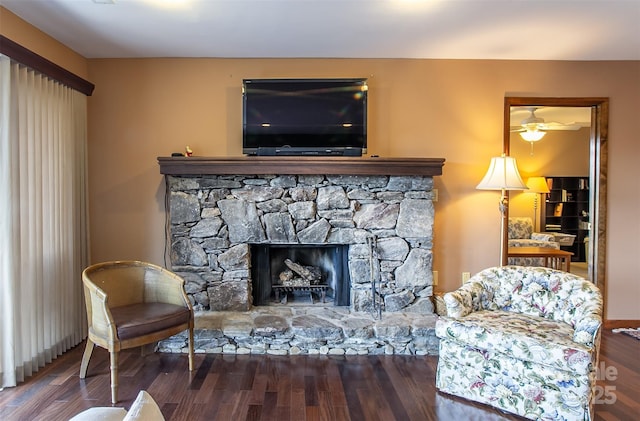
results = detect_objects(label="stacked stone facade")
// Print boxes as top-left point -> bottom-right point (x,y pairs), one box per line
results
167,174 -> 436,314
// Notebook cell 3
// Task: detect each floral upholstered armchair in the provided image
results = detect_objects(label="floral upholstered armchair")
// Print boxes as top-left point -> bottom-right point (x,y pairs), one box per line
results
508,217 -> 559,266
435,266 -> 603,421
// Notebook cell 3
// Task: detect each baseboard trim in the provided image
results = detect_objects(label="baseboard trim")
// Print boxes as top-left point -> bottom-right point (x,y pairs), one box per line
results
604,319 -> 640,329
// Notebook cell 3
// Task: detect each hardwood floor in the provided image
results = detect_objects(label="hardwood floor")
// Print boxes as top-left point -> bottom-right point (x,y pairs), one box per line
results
0,329 -> 638,420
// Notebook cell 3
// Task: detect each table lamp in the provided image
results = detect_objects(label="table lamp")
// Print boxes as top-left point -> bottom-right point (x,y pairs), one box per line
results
526,176 -> 550,232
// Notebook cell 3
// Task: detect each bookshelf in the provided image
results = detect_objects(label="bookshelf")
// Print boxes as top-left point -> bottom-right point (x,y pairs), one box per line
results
543,176 -> 590,262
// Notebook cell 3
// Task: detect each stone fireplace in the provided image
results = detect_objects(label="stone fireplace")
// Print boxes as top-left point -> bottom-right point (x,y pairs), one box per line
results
158,156 -> 444,355
169,173 -> 436,313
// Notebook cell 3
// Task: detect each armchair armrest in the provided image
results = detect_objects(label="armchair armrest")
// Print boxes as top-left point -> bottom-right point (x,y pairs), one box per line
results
555,278 -> 603,347
532,232 -> 556,242
442,280 -> 490,318
509,238 -> 560,249
570,290 -> 603,348
573,314 -> 602,347
143,270 -> 192,310
85,282 -> 118,342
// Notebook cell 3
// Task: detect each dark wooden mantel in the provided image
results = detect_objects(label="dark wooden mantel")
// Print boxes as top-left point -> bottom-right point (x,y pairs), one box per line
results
158,156 -> 445,176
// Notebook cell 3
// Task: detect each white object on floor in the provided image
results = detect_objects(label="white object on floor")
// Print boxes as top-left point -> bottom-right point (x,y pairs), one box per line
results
69,390 -> 164,421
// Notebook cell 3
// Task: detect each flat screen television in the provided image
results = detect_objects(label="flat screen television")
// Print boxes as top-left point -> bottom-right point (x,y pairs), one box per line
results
242,78 -> 368,156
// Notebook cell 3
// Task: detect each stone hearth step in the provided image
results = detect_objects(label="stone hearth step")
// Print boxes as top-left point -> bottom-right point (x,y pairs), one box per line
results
158,307 -> 439,356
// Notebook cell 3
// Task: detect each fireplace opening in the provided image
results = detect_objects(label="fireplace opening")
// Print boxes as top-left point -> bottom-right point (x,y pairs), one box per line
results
251,244 -> 350,306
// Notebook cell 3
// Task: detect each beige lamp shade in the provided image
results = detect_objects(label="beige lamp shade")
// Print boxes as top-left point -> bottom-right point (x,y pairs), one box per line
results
526,176 -> 550,193
477,155 -> 528,191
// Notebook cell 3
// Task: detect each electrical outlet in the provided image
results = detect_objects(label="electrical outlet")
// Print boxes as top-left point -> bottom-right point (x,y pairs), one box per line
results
432,189 -> 439,202
432,270 -> 438,286
462,272 -> 471,283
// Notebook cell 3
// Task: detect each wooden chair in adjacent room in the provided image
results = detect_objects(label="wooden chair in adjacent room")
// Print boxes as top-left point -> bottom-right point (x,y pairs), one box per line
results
79,260 -> 195,404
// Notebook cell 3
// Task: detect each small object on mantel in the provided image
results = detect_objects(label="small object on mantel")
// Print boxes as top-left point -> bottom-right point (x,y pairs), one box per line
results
171,152 -> 184,157
185,146 -> 193,157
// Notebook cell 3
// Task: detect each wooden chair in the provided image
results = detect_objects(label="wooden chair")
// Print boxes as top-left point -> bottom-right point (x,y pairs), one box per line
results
79,261 -> 194,404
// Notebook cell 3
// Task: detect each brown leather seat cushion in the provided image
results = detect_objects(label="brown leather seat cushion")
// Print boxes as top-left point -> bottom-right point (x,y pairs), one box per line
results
111,302 -> 191,340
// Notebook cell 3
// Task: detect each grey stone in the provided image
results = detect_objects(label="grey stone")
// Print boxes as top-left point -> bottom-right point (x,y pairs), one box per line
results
202,271 -> 223,284
297,219 -> 331,243
348,243 -> 370,259
171,238 -> 208,266
341,318 -> 374,339
191,217 -> 224,238
289,186 -> 317,201
380,260 -> 402,272
395,248 -> 432,288
405,191 -> 431,199
192,291 -> 209,308
200,178 -> 242,189
405,297 -> 435,314
231,186 -> 284,202
263,212 -> 297,242
222,269 -> 249,280
201,207 -> 221,218
327,175 -> 369,186
351,289 -> 377,312
327,228 -> 369,244
288,201 -> 316,220
388,176 -> 432,191
208,280 -> 250,311
370,229 -> 396,238
170,191 -> 200,224
347,189 -> 375,200
206,189 -> 231,203
417,285 -> 433,297
329,219 -> 355,228
218,244 -> 250,271
171,226 -> 190,236
298,175 -> 325,185
243,178 -> 268,186
376,191 -> 404,202
376,237 -> 409,261
295,220 -> 311,232
270,175 -> 297,188
221,313 -> 254,337
317,186 -> 349,210
179,272 -> 207,294
396,199 -> 434,238
201,237 -> 229,251
374,315 -> 412,339
253,315 -> 289,336
353,203 -> 399,229
168,176 -> 200,191
384,290 -> 415,312
218,199 -> 266,243
256,199 -> 288,213
317,209 -> 353,220
291,315 -> 343,341
349,258 -> 377,284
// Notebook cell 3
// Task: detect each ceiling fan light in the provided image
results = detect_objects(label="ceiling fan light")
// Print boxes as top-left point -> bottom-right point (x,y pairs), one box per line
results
520,129 -> 546,142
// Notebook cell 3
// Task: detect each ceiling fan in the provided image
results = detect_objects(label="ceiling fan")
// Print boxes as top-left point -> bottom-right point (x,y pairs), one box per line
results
511,107 -> 583,137
510,106 -> 587,155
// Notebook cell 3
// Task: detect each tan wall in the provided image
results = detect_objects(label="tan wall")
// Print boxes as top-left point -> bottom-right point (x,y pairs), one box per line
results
3,9 -> 639,320
0,7 -> 88,79
85,58 -> 640,320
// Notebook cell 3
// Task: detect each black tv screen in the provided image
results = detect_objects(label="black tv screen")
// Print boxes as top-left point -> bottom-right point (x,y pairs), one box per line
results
242,78 -> 368,155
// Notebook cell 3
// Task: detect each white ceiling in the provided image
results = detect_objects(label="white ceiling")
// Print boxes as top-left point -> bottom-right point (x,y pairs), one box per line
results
2,0 -> 640,60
